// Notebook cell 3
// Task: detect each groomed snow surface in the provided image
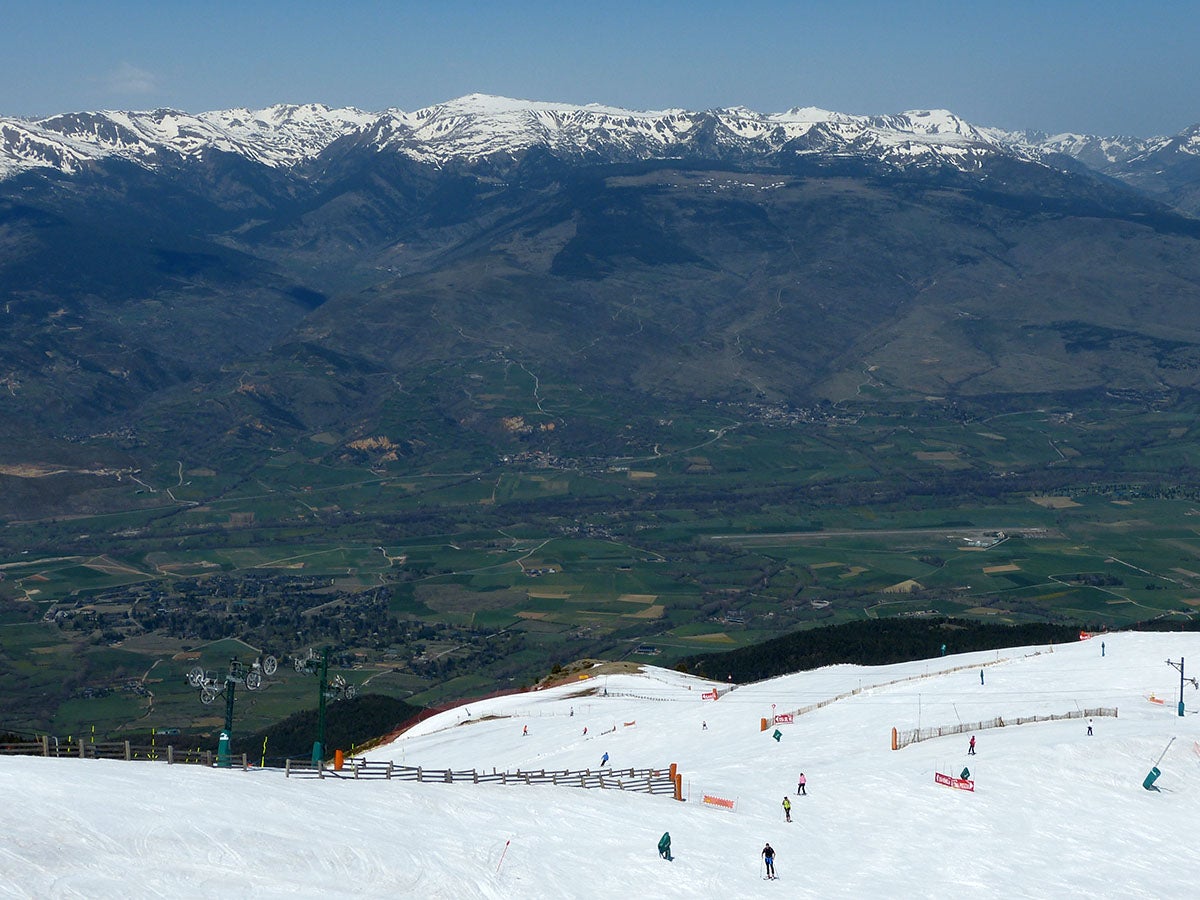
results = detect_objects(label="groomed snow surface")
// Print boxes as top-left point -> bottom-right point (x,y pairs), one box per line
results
4,631 -> 1198,898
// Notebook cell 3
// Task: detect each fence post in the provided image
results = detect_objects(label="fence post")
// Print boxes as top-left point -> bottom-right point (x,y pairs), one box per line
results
41,735 -> 49,757
891,727 -> 898,751
286,758 -> 292,777
124,741 -> 131,761
79,741 -> 86,759
242,753 -> 248,771
168,745 -> 174,765
205,750 -> 213,767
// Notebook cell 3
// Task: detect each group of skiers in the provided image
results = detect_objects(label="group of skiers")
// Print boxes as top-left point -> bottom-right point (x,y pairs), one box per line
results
653,770 -> 807,878
748,772 -> 808,879
660,838 -> 779,879
781,772 -> 807,822
519,722 -> 605,762
527,713 -> 810,879
958,716 -> 1092,759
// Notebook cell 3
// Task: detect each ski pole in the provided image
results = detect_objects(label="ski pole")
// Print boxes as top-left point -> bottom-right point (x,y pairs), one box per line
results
1153,736 -> 1176,768
497,839 -> 511,873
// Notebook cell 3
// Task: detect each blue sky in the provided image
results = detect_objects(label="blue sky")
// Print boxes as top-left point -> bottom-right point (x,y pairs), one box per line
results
4,1 -> 1197,136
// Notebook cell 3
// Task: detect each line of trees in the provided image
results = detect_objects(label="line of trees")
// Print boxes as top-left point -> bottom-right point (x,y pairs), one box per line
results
677,617 -> 1085,683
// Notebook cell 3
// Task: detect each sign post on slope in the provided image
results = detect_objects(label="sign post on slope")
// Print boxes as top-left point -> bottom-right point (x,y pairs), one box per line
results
935,771 -> 974,791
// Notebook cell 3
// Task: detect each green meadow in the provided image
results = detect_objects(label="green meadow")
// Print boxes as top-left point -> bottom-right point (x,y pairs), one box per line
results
4,397 -> 1200,739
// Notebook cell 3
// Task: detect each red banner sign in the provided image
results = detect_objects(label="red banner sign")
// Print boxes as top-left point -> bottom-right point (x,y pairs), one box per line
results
935,772 -> 975,792
773,713 -> 794,724
702,689 -> 719,700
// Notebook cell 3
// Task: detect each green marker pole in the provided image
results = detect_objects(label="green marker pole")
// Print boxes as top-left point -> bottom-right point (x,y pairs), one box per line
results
312,647 -> 330,764
218,679 -> 235,768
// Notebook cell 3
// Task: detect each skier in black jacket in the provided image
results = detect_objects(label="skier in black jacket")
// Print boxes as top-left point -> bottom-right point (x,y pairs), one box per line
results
762,842 -> 776,878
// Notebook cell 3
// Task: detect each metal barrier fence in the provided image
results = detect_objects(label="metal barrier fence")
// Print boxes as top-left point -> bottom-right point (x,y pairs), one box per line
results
893,706 -> 1118,749
775,658 -> 1016,725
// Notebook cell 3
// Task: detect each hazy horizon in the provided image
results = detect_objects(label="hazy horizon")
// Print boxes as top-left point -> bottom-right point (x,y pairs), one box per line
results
4,1 -> 1198,137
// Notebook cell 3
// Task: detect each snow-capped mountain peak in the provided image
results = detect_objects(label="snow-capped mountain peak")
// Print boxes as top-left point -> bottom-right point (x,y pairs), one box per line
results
0,102 -> 375,178
0,94 -> 1192,184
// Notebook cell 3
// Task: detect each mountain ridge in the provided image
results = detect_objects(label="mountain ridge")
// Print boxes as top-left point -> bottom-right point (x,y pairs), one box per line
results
5,93 -> 1200,524
3,93 -> 1191,182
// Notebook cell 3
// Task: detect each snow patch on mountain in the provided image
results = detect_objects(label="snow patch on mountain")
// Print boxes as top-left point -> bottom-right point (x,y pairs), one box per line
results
0,103 -> 374,178
1,93 -> 1193,184
369,96 -> 1013,168
0,94 -> 1027,181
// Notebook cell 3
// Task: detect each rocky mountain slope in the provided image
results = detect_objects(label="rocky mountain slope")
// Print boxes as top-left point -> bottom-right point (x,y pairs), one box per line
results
3,94 -> 1200,510
4,94 -> 1197,211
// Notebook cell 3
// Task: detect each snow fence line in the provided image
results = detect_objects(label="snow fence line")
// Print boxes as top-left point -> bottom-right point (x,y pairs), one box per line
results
891,707 -> 1118,750
604,685 -> 732,703
0,736 -> 217,766
766,657 -> 1020,730
285,758 -> 685,798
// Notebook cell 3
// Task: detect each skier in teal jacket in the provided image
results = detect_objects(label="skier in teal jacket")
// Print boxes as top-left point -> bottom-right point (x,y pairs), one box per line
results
658,832 -> 672,860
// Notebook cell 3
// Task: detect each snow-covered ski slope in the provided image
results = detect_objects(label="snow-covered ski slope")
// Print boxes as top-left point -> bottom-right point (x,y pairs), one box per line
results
4,631 -> 1198,899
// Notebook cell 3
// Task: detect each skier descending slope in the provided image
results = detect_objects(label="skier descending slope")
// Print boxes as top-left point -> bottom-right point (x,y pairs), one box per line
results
762,842 -> 777,879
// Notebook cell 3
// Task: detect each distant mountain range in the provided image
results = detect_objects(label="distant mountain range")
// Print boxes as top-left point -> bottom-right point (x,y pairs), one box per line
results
2,95 -> 1198,213
3,94 -> 1200,521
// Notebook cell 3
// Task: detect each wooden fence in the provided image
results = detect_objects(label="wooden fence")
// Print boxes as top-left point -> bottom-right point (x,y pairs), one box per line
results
0,736 -> 237,767
0,735 -> 670,795
285,759 -> 678,796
